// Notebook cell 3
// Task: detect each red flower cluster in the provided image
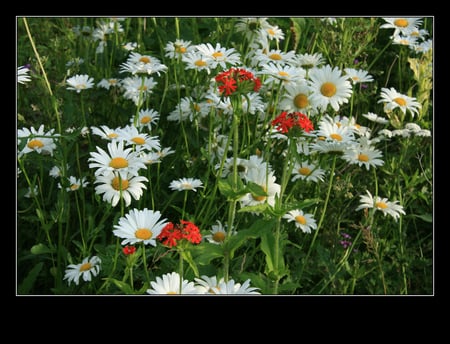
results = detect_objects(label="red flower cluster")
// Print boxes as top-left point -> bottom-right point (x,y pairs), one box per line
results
157,220 -> 202,248
215,68 -> 261,96
271,111 -> 314,134
122,245 -> 136,255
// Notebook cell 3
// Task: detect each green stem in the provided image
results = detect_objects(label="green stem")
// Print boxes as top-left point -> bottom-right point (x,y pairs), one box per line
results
142,243 -> 151,287
178,248 -> 184,294
298,154 -> 337,283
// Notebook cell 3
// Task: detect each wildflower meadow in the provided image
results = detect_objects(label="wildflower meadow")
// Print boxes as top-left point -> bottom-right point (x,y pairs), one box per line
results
16,17 -> 433,295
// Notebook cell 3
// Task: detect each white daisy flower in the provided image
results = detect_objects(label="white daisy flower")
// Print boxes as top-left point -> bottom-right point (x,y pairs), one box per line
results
378,87 -> 421,118
308,64 -> 353,112
88,140 -> 147,179
362,112 -> 389,124
94,172 -> 148,207
169,177 -> 203,192
64,256 -> 101,286
90,125 -> 121,141
356,190 -> 406,222
380,17 -> 423,37
195,42 -> 241,69
17,124 -> 58,157
66,74 -> 94,93
283,209 -> 317,233
164,39 -> 195,59
146,271 -> 200,295
291,161 -> 326,183
120,51 -> 168,76
17,65 -> 31,84
113,208 -> 168,246
117,125 -> 161,153
210,278 -> 261,294
203,220 -> 236,245
58,176 -> 89,192
194,275 -> 224,294
131,108 -> 160,131
97,78 -> 121,90
344,68 -> 374,84
342,145 -> 384,170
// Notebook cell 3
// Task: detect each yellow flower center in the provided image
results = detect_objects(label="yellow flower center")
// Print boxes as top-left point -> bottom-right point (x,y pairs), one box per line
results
294,93 -> 309,108
252,186 -> 267,201
111,177 -> 129,190
212,51 -> 223,58
267,28 -> 275,36
139,56 -> 151,64
212,231 -> 226,243
76,84 -> 86,90
79,262 -> 92,272
278,71 -> 289,77
167,291 -> 178,295
195,60 -> 206,67
132,137 -> 145,145
175,46 -> 187,53
70,184 -> 80,191
135,228 -> 153,240
376,202 -> 388,209
330,133 -> 343,141
351,76 -> 360,82
27,139 -> 44,149
107,133 -> 118,139
358,154 -> 369,162
393,97 -> 407,106
320,82 -> 337,97
109,157 -> 129,169
193,103 -> 201,112
181,183 -> 193,190
269,53 -> 282,60
139,85 -> 148,91
299,167 -> 311,176
108,79 -> 118,85
394,18 -> 408,28
140,116 -> 151,124
295,215 -> 306,225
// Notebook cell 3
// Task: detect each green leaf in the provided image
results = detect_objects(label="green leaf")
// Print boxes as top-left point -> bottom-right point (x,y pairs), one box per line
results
228,218 -> 274,258
109,278 -> 135,295
411,213 -> 433,223
181,249 -> 199,277
237,203 -> 269,214
30,243 -> 55,255
289,18 -> 306,51
18,262 -> 44,294
191,243 -> 224,265
218,174 -> 247,200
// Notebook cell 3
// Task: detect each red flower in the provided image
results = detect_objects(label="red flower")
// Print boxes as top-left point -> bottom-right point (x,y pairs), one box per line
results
215,68 -> 261,96
271,111 -> 314,134
157,220 -> 202,248
122,245 -> 136,255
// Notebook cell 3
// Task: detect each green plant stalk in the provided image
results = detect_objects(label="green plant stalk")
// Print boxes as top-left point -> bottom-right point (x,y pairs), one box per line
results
371,168 -> 387,294
396,175 -> 408,295
224,106 -> 240,282
298,154 -> 337,283
22,18 -> 62,135
142,243 -> 151,287
73,191 -> 87,255
178,247 -> 184,294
